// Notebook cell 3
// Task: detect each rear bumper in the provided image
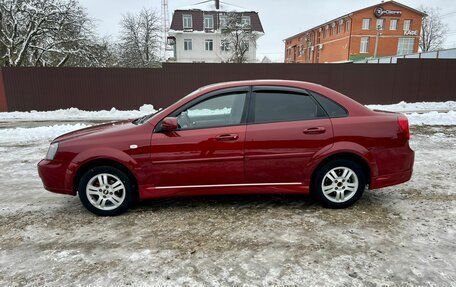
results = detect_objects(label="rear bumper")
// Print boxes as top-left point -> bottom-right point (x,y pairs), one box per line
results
37,159 -> 74,195
370,168 -> 413,189
370,149 -> 414,189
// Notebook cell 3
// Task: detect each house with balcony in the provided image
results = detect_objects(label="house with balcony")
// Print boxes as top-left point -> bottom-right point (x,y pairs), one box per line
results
167,0 -> 264,63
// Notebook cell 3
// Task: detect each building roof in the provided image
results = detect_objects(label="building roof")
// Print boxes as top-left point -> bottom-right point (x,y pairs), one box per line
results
170,2 -> 264,33
177,0 -> 249,12
284,0 -> 427,41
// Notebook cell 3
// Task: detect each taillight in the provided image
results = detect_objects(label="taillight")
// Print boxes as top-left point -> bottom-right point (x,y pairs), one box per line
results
398,115 -> 410,140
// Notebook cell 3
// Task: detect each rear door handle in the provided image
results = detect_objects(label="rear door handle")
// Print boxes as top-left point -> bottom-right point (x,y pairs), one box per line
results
215,134 -> 239,141
303,127 -> 326,134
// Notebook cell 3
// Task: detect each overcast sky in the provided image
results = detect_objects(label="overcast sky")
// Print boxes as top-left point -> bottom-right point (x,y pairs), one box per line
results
79,0 -> 456,62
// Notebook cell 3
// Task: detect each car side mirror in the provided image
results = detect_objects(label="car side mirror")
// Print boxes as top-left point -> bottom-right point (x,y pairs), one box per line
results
161,117 -> 178,131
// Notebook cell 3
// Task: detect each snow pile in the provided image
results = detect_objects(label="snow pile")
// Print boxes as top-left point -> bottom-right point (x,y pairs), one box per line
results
407,110 -> 456,126
366,101 -> 456,112
0,124 -> 88,145
0,101 -> 455,126
366,101 -> 456,126
0,104 -> 157,121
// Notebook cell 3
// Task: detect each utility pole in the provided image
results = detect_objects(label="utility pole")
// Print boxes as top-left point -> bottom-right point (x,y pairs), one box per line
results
161,0 -> 170,59
374,25 -> 382,58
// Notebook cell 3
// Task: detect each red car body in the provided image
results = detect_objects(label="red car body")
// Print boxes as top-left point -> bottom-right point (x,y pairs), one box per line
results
38,80 -> 414,203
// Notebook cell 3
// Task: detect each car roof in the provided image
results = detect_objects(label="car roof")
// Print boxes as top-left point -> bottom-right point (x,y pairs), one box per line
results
199,79 -> 323,92
197,80 -> 372,116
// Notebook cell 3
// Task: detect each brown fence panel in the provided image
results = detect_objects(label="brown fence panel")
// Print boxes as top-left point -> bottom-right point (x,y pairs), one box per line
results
1,59 -> 455,112
0,71 -> 8,112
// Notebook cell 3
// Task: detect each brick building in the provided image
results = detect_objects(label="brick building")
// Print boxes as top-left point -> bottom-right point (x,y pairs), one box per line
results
284,1 -> 426,63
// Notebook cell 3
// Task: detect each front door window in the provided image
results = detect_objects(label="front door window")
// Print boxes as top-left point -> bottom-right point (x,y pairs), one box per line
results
176,92 -> 247,130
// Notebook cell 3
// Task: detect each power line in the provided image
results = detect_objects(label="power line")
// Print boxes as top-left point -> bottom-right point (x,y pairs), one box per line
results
441,10 -> 456,18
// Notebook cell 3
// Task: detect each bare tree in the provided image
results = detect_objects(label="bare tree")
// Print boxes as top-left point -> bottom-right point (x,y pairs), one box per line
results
118,8 -> 161,68
221,13 -> 258,63
0,0 -> 104,67
65,37 -> 119,67
419,6 -> 449,52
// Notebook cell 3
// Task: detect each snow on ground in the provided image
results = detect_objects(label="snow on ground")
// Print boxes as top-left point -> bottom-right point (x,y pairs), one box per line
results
0,124 -> 88,145
0,101 -> 454,285
0,123 -> 455,286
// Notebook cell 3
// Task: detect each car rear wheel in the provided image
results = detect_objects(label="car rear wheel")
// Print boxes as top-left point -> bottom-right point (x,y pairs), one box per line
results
313,159 -> 366,208
78,166 -> 133,216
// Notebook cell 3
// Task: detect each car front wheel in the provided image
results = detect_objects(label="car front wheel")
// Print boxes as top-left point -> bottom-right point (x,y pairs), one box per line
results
313,159 -> 366,208
78,166 -> 133,216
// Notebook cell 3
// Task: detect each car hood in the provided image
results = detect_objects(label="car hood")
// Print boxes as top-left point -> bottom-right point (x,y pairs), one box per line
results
53,120 -> 135,143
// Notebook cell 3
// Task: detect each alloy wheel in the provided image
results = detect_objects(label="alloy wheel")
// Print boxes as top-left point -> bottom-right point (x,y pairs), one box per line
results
321,166 -> 359,203
86,173 -> 126,211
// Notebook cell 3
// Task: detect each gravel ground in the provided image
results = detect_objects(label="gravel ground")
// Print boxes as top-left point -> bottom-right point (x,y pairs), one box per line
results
0,124 -> 455,286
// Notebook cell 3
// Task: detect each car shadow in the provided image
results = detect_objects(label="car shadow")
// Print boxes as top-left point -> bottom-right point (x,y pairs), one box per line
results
132,193 -> 317,213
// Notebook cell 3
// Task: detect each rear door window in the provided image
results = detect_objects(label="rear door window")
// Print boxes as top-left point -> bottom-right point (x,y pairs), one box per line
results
250,91 -> 326,123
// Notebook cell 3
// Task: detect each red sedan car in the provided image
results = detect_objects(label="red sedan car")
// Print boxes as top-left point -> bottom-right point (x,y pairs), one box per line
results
38,80 -> 414,216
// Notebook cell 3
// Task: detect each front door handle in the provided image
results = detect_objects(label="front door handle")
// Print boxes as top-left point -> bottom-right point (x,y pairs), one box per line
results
215,134 -> 239,141
303,127 -> 326,134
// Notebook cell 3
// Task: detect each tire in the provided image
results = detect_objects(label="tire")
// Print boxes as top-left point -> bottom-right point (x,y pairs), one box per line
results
78,166 -> 133,216
313,159 -> 366,209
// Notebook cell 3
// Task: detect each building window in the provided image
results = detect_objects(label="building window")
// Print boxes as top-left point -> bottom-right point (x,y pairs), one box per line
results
337,24 -> 341,34
241,16 -> 251,27
205,39 -> 213,51
403,19 -> 412,31
183,15 -> 192,29
390,19 -> 398,30
360,37 -> 369,53
220,15 -> 227,29
362,18 -> 371,30
204,15 -> 213,29
397,38 -> 414,55
345,20 -> 350,32
376,18 -> 384,30
221,40 -> 229,51
184,39 -> 192,51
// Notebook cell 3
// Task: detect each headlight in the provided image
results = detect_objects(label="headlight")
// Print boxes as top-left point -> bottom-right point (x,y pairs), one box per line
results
45,142 -> 59,160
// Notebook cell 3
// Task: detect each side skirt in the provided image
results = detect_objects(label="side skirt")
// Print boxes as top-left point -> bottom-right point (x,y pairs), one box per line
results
138,182 -> 309,200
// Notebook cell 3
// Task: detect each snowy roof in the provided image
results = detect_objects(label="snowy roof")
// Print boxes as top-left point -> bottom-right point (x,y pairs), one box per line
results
177,0 -> 249,12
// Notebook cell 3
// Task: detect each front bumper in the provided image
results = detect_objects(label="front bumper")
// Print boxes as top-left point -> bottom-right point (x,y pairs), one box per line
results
37,159 -> 74,195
